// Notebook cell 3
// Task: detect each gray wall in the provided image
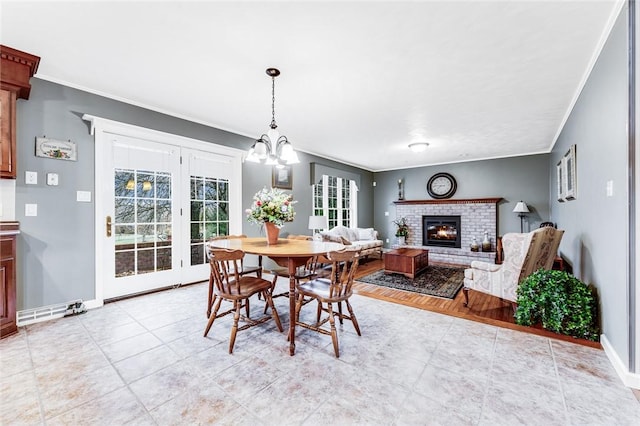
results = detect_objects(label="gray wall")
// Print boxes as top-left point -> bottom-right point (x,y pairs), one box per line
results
373,154 -> 550,246
550,7 -> 629,367
242,155 -> 375,239
14,78 -> 374,310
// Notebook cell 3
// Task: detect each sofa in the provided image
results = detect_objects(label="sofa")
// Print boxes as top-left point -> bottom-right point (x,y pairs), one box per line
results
319,226 -> 383,258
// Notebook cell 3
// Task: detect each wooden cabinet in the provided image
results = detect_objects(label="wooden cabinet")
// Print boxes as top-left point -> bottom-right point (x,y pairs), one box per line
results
0,222 -> 19,338
0,45 -> 40,179
384,248 -> 430,279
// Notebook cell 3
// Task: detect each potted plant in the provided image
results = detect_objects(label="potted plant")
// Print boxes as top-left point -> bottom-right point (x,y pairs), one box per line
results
515,269 -> 599,341
393,217 -> 409,245
246,187 -> 296,244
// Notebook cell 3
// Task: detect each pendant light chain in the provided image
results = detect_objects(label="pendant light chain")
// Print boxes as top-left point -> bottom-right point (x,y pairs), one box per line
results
270,76 -> 277,129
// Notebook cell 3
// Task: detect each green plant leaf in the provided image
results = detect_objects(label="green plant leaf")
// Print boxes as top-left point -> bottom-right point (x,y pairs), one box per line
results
515,269 -> 599,341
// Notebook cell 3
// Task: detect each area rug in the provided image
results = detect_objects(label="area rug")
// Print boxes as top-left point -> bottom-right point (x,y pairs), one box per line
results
356,265 -> 465,299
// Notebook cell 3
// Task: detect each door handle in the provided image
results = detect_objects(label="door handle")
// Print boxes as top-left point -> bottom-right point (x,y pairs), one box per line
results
106,215 -> 112,237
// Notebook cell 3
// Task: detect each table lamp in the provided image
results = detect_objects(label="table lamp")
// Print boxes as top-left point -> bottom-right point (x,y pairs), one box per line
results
308,215 -> 328,237
513,201 -> 530,233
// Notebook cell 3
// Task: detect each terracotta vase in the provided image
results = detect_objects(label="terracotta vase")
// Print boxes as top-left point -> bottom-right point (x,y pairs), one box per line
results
264,222 -> 280,245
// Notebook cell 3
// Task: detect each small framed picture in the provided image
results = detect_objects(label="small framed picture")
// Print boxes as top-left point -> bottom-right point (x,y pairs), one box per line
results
556,160 -> 565,202
35,137 -> 77,161
563,144 -> 577,200
272,165 -> 293,189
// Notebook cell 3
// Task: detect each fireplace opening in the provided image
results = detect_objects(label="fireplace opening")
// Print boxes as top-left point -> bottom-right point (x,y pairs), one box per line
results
423,215 -> 461,248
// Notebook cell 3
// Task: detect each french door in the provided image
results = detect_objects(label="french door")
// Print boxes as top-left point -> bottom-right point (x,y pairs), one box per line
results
87,115 -> 242,302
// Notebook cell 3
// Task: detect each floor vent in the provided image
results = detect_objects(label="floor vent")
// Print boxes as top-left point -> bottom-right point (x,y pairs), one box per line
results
17,299 -> 85,327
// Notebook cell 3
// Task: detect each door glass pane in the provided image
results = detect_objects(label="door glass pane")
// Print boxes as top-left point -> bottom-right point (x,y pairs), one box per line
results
114,168 -> 173,277
190,176 -> 229,266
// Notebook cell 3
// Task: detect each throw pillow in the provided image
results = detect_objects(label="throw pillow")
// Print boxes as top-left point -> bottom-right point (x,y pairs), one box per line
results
346,228 -> 359,242
320,232 -> 345,244
357,228 -> 376,241
340,236 -> 352,245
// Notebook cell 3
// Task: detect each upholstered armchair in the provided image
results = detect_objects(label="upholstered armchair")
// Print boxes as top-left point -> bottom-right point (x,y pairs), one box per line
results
463,226 -> 564,309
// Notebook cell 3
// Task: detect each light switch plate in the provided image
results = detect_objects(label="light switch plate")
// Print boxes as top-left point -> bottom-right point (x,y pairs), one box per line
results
606,180 -> 614,197
25,171 -> 38,185
47,173 -> 59,186
76,191 -> 92,202
25,203 -> 38,216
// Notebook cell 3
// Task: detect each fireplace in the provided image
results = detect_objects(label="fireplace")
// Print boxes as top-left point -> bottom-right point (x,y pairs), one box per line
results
423,215 -> 461,248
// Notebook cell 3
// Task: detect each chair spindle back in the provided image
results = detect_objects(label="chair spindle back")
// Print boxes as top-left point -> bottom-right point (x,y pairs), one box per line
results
209,248 -> 244,295
325,249 -> 360,299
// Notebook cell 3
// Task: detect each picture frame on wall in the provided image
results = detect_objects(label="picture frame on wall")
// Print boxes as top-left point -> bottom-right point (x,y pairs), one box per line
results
272,165 -> 293,189
563,144 -> 577,200
556,160 -> 565,202
35,136 -> 77,161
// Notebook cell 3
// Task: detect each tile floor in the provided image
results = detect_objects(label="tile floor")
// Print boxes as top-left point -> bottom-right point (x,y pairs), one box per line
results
2,277 -> 640,425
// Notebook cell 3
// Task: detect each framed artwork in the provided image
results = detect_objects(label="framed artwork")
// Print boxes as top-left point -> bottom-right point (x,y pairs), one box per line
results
556,160 -> 565,202
563,144 -> 577,200
272,165 -> 293,189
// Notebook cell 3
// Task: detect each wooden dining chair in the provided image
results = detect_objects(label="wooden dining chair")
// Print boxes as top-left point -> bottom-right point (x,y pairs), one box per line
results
203,248 -> 283,354
294,248 -> 362,358
206,235 -> 263,318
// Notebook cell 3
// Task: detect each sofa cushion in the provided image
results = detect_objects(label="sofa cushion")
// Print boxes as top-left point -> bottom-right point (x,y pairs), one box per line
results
357,228 -> 377,241
329,226 -> 358,242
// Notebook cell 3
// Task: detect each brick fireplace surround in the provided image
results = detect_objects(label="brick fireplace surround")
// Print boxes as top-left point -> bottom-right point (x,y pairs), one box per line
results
393,198 -> 502,266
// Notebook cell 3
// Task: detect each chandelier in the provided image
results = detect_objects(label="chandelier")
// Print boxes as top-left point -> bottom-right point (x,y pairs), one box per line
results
246,68 -> 299,166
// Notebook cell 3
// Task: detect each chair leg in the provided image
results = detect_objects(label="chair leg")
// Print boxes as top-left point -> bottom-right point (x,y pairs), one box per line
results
229,301 -> 241,354
345,300 -> 361,336
246,299 -> 251,318
264,275 -> 279,314
264,290 -> 283,332
463,287 -> 469,307
295,292 -> 304,323
316,299 -> 322,324
207,294 -> 217,319
206,274 -> 214,317
204,297 -> 223,337
326,303 -> 340,358
291,292 -> 305,342
337,301 -> 344,325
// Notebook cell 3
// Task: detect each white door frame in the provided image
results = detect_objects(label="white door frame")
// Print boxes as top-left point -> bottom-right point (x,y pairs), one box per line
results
83,114 -> 243,306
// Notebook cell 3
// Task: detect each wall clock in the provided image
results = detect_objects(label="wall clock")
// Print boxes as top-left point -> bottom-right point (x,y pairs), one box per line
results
427,172 -> 457,199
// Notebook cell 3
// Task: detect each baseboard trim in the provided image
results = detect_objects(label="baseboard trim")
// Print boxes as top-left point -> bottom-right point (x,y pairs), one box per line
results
601,334 -> 640,389
16,298 -> 103,327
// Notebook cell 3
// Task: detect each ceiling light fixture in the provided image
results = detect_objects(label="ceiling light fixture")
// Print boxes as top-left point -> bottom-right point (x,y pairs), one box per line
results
408,142 -> 429,153
246,68 -> 299,167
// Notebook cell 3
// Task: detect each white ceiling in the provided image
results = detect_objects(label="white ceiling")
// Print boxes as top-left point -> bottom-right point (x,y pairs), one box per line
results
1,0 -> 622,171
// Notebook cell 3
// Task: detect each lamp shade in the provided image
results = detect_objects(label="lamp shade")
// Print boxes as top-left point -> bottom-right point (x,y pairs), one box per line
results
513,201 -> 530,213
308,215 -> 328,230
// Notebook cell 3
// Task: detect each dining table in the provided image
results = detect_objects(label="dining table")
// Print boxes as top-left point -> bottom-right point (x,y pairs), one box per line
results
207,236 -> 344,355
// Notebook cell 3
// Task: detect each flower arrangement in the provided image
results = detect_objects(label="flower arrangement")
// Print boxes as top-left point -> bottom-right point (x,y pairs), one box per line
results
393,217 -> 409,237
246,187 -> 296,227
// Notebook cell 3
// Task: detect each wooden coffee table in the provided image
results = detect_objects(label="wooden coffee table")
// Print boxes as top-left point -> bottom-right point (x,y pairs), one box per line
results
383,248 -> 429,279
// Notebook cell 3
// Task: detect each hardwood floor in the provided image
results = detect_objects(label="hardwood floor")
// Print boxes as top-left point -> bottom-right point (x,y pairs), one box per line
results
353,257 -> 601,349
